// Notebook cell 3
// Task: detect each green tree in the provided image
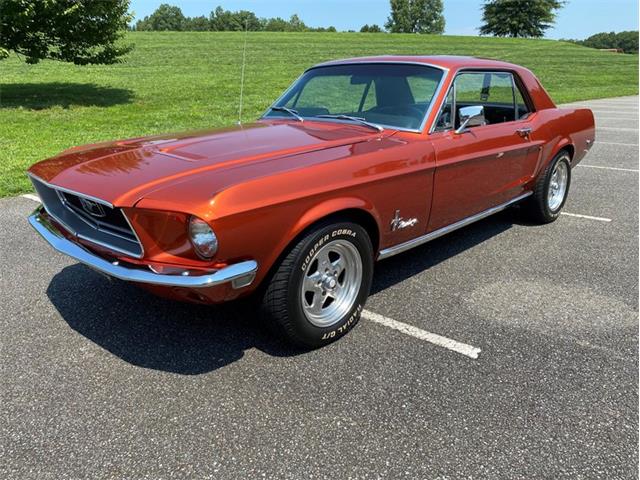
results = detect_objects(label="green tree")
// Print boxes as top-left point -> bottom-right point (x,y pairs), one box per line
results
0,0 -> 132,64
136,3 -> 185,31
183,15 -> 210,31
577,31 -> 639,54
263,17 -> 289,31
616,31 -> 639,53
479,0 -> 565,38
361,24 -> 383,33
286,14 -> 307,32
385,0 -> 444,34
209,6 -> 261,31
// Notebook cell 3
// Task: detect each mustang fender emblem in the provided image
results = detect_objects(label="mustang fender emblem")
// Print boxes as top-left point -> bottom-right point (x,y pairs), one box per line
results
390,210 -> 418,231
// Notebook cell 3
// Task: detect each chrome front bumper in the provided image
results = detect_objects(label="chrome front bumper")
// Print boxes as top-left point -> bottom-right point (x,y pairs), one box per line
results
28,207 -> 258,289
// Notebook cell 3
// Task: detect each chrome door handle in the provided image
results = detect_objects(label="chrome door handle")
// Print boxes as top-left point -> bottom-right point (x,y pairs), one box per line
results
516,127 -> 532,138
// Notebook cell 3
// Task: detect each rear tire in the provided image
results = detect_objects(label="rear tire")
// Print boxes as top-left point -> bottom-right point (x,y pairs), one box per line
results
261,221 -> 373,348
524,151 -> 572,224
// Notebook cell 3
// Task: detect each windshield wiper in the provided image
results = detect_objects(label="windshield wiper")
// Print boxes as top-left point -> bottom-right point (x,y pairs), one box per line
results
315,114 -> 384,132
269,106 -> 304,122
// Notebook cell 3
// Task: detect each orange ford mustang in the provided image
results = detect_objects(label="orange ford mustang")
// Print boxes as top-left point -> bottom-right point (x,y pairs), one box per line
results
28,56 -> 595,347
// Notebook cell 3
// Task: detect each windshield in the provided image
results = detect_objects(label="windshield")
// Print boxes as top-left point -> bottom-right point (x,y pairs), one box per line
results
264,63 -> 444,131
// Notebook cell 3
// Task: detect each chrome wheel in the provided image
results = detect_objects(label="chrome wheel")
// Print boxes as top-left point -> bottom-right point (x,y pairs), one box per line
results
547,159 -> 569,212
301,240 -> 363,328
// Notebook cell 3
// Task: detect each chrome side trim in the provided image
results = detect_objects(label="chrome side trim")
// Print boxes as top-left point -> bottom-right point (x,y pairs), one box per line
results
27,172 -> 114,208
378,192 -> 532,260
29,208 -> 258,289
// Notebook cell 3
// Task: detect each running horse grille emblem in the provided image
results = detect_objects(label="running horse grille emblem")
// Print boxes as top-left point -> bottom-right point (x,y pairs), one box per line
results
79,198 -> 107,218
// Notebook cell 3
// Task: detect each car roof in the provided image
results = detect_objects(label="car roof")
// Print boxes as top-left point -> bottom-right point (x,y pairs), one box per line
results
312,55 -> 524,72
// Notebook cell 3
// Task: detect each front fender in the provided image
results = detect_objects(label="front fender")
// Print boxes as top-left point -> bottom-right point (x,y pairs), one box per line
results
289,197 -> 382,245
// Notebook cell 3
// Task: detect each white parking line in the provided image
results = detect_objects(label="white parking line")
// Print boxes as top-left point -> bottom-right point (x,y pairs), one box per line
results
597,126 -> 639,132
362,309 -> 481,359
596,116 -> 639,121
561,212 -> 612,222
593,141 -> 639,147
592,110 -> 639,114
21,194 -> 41,202
579,164 -> 639,173
568,107 -> 638,111
592,109 -> 639,111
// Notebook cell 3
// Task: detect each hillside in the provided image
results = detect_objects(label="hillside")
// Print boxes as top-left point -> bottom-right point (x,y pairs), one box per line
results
1,31 -> 637,197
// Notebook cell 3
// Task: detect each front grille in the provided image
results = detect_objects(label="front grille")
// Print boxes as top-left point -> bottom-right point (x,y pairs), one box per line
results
30,175 -> 143,258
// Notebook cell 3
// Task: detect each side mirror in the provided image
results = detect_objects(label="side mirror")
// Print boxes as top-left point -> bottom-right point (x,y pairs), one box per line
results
455,105 -> 485,134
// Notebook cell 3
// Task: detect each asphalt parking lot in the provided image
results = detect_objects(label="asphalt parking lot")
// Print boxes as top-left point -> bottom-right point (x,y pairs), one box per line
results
2,96 -> 638,479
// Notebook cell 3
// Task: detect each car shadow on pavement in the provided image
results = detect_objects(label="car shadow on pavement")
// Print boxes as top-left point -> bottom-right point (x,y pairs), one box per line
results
371,208 -> 524,294
46,264 -> 300,375
46,207 -> 529,375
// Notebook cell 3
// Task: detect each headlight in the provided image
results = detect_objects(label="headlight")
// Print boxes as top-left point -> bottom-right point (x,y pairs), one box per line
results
188,216 -> 218,259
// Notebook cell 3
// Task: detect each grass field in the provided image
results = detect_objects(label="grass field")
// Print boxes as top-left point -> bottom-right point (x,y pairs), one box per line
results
1,31 -> 638,197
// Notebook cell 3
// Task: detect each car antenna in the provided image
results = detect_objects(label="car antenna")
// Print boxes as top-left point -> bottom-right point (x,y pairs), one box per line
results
237,19 -> 249,126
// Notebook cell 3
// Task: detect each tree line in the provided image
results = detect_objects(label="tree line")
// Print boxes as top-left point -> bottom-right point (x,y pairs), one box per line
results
565,31 -> 638,54
133,1 -> 568,38
134,4 -> 336,32
2,0 -> 636,66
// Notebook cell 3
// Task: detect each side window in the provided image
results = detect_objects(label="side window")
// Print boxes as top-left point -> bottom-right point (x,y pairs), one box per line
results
455,73 -> 486,105
513,81 -> 532,120
432,71 -> 532,131
454,72 -> 519,127
486,73 -> 514,105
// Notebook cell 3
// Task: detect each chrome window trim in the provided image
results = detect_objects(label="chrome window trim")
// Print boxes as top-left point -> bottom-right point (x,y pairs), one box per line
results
428,68 -> 532,134
28,173 -> 144,259
378,192 -> 532,260
261,61 -> 450,134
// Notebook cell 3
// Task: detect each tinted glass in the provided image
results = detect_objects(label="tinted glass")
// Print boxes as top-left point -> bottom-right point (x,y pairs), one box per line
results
514,82 -> 531,119
450,72 -> 521,127
265,64 -> 444,130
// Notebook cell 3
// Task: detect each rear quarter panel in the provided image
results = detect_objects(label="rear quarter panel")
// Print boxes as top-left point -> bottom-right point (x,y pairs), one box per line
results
530,107 -> 596,179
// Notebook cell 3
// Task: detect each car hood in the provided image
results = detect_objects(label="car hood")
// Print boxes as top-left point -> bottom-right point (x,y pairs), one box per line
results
28,121 -> 389,207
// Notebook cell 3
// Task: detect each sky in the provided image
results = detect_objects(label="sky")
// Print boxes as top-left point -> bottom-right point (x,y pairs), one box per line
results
129,0 -> 639,39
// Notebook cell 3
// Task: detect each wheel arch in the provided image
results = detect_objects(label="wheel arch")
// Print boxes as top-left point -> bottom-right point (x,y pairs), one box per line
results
255,200 -> 382,293
558,143 -> 575,160
290,199 -> 382,254
550,138 -> 575,162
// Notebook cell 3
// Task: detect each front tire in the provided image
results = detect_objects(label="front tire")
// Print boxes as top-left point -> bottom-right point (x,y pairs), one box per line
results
261,221 -> 374,348
525,151 -> 572,223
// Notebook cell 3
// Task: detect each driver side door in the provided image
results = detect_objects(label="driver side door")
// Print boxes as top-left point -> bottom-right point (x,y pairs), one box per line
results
427,71 -> 542,231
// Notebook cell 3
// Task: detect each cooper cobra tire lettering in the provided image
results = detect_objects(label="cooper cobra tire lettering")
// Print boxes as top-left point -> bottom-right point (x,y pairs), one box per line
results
301,234 -> 331,271
321,304 -> 363,340
301,230 -> 356,271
